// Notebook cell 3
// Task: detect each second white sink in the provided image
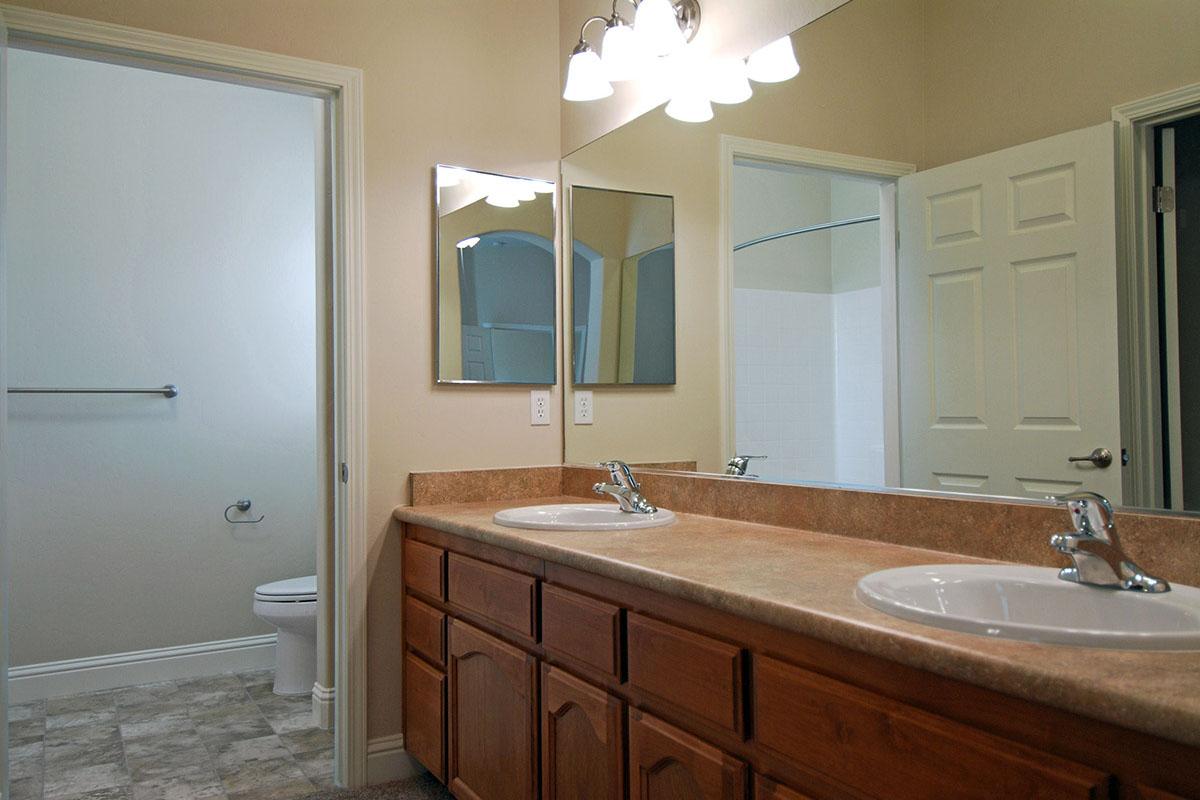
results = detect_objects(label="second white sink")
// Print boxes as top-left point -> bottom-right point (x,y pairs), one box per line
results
857,564 -> 1200,650
494,503 -> 676,531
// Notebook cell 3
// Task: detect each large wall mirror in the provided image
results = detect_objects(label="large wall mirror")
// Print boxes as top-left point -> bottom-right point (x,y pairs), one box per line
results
436,165 -> 557,384
560,0 -> 1200,514
570,186 -> 676,385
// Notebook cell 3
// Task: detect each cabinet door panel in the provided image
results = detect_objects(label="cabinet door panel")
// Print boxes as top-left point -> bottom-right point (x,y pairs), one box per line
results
542,584 -> 622,677
405,595 -> 446,667
403,653 -> 445,782
447,553 -> 537,640
628,708 -> 746,800
448,619 -> 537,800
404,539 -> 445,600
542,665 -> 624,800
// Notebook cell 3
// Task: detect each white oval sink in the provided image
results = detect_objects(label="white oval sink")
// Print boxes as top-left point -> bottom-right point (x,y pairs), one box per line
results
493,503 -> 676,531
857,564 -> 1200,650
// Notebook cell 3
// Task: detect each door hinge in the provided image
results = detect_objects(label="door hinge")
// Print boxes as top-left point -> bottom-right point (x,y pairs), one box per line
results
1154,185 -> 1176,214
340,462 -> 349,483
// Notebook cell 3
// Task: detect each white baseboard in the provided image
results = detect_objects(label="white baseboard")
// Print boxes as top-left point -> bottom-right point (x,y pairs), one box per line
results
312,682 -> 335,730
366,734 -> 424,785
8,634 -> 277,703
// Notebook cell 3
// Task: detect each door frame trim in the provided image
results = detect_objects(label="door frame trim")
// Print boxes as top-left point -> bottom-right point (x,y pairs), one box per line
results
1113,83 -> 1200,508
0,4 -> 369,787
716,135 -> 914,480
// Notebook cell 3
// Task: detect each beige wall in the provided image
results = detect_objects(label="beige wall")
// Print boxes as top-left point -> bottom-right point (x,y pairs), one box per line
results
922,0 -> 1200,168
5,0 -> 563,740
563,0 -> 925,471
559,0 -> 852,155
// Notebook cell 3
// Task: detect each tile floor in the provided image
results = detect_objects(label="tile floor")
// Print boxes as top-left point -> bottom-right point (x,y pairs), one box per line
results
7,670 -> 334,800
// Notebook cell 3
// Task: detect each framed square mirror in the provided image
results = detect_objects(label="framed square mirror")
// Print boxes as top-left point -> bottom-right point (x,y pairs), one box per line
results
435,164 -> 557,384
570,185 -> 676,385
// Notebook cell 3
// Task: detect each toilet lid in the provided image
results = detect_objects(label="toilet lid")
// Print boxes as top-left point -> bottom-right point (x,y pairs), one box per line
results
255,575 -> 317,602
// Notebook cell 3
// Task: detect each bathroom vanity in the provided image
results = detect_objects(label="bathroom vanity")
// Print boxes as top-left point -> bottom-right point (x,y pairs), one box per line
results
395,469 -> 1200,800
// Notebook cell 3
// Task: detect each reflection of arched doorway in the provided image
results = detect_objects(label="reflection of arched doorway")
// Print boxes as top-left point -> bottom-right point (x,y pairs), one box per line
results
458,230 -> 556,383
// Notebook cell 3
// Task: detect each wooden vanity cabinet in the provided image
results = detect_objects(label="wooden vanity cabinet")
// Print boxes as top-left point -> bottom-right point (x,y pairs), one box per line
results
541,665 -> 624,800
401,524 -> 1200,800
447,618 -> 538,800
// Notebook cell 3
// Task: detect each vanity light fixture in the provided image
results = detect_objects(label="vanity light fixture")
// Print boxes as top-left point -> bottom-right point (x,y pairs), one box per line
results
745,35 -> 801,83
564,1 -> 799,124
456,236 -> 481,249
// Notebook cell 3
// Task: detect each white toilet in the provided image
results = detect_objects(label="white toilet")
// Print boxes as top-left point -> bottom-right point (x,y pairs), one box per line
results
253,575 -> 318,696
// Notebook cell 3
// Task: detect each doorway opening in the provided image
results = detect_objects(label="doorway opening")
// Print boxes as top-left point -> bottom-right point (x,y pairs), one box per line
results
1155,113 -> 1200,511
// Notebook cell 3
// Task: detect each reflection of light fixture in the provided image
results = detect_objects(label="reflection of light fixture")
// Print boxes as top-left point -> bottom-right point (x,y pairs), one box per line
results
436,166 -> 464,188
664,45 -> 712,122
456,236 -> 481,249
564,17 -> 613,102
634,0 -> 685,57
665,90 -> 713,123
707,57 -> 752,104
485,193 -> 520,208
746,35 -> 800,83
532,180 -> 555,194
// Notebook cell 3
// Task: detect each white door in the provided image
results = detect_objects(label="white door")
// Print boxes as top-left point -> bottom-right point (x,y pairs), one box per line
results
898,123 -> 1122,501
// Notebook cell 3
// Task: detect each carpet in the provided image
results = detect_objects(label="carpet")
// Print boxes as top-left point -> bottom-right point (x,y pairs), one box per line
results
300,774 -> 453,800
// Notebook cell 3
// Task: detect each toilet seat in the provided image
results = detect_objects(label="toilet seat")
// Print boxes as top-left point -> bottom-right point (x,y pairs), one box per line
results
254,574 -> 317,603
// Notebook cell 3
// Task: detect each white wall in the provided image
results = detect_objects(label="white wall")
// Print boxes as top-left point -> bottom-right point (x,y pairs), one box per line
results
6,49 -> 321,665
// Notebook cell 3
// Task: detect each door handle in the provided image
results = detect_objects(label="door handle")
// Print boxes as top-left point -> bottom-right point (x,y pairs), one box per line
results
1068,448 -> 1113,469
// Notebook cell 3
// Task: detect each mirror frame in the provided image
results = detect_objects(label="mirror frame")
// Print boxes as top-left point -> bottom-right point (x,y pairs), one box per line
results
434,163 -> 558,386
567,183 -> 678,387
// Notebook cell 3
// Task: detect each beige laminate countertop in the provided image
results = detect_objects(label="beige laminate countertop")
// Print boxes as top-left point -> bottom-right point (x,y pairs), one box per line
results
394,496 -> 1200,749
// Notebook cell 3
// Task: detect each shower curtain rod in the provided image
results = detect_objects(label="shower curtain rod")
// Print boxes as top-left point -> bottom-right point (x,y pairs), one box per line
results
733,214 -> 881,253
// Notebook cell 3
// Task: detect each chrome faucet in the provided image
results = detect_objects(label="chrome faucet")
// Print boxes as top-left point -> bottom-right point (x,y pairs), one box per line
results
725,455 -> 766,477
1050,491 -> 1169,593
593,460 -> 658,514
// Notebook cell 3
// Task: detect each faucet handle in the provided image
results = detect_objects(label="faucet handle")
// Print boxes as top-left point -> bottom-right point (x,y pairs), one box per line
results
1052,491 -> 1117,541
600,460 -> 640,491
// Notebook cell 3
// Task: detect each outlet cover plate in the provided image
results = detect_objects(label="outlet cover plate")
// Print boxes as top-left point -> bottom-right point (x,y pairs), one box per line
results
574,390 -> 594,425
530,390 -> 551,426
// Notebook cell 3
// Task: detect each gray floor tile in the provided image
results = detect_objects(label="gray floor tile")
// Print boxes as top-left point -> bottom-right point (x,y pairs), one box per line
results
45,692 -> 115,717
10,715 -> 48,744
112,683 -> 182,709
49,789 -> 131,800
177,676 -> 249,710
11,775 -> 45,800
42,762 -> 131,800
191,702 -> 276,747
211,735 -> 292,776
125,746 -> 213,784
128,762 -> 226,800
277,728 -> 332,757
10,700 -> 48,722
294,750 -> 334,790
45,709 -> 117,732
119,711 -> 195,742
217,757 -> 309,796
121,730 -> 206,763
44,722 -> 123,768
236,670 -> 274,689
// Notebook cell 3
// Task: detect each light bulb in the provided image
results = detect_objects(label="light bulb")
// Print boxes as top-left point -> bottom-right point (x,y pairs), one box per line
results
563,42 -> 614,101
665,91 -> 713,123
531,181 -> 555,194
485,193 -> 519,208
601,18 -> 641,82
511,180 -> 537,202
707,57 -> 752,105
635,0 -> 684,57
746,36 -> 800,83
456,236 -> 480,249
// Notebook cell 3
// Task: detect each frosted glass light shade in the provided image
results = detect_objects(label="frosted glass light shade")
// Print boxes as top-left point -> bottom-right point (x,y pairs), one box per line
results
485,192 -> 519,208
531,180 -> 555,194
456,236 -> 480,249
708,57 -> 752,104
601,21 -> 641,81
635,0 -> 685,57
665,90 -> 713,123
511,181 -> 537,202
746,36 -> 800,83
563,45 -> 613,101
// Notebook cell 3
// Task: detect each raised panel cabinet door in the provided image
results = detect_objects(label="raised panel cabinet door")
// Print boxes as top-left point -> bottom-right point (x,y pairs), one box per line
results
542,665 -> 624,800
628,708 -> 747,800
754,776 -> 814,800
403,652 -> 446,782
448,619 -> 537,800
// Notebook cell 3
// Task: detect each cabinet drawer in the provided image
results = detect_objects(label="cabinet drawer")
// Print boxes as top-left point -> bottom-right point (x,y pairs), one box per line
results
404,539 -> 445,600
405,595 -> 446,667
754,776 -> 813,800
627,613 -> 744,736
447,553 -> 537,640
541,584 -> 622,677
403,652 -> 446,783
628,708 -> 747,800
755,656 -> 1111,800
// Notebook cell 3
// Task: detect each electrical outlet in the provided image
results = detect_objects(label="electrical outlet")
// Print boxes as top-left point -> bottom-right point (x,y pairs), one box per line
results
574,390 -> 594,425
530,390 -> 551,426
